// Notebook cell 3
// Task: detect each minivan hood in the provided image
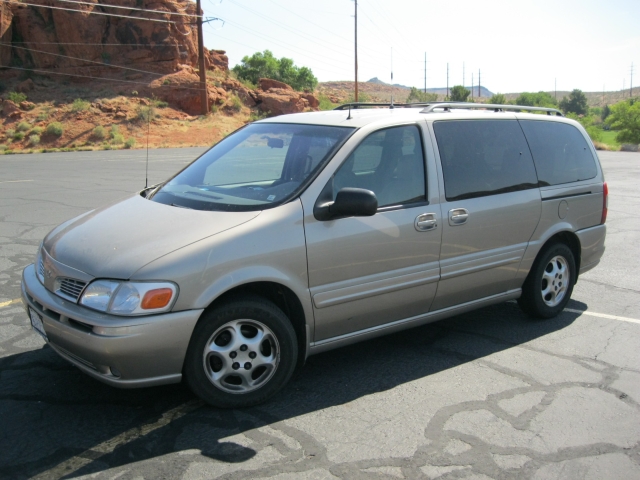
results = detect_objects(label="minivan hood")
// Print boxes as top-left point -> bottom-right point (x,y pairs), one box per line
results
44,194 -> 260,278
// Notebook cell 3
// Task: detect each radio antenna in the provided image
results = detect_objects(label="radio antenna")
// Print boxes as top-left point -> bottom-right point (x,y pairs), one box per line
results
145,105 -> 150,189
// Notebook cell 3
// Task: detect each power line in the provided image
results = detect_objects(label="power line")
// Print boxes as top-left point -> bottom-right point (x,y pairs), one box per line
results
262,0 -> 380,59
2,42 -> 169,79
206,28 -> 347,78
2,1 -> 182,23
0,65 -> 206,92
223,0 -> 358,62
11,42 -> 188,47
220,18 -> 353,71
57,0 -> 201,18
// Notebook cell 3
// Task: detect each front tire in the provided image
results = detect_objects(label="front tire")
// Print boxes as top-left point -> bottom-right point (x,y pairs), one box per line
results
518,242 -> 576,319
184,296 -> 298,408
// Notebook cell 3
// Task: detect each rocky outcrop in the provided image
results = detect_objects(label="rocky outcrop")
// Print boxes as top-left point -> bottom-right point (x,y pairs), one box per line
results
205,49 -> 229,71
3,0 -> 199,76
253,78 -> 319,116
143,67 -> 226,115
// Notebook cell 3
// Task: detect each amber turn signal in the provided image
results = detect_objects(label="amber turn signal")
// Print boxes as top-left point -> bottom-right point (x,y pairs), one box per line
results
141,288 -> 174,310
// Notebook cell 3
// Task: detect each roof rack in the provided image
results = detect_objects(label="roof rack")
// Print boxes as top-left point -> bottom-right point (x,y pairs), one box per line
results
333,102 -> 434,110
419,102 -> 563,116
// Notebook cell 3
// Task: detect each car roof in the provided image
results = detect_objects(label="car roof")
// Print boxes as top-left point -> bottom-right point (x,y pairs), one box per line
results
258,107 -> 574,129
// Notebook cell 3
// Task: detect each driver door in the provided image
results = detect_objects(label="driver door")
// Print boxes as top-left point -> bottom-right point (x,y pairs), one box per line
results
302,124 -> 441,342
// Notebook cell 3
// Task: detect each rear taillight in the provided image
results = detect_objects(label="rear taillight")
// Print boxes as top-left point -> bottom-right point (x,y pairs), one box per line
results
601,182 -> 608,224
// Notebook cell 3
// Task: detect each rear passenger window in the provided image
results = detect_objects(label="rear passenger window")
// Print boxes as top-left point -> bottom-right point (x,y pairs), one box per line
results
433,120 -> 538,201
519,120 -> 597,186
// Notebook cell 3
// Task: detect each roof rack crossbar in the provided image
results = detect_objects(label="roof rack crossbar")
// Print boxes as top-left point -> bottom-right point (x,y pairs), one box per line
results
419,102 -> 563,116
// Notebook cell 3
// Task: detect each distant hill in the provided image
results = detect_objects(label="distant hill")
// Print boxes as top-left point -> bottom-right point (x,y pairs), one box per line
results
366,78 -> 494,98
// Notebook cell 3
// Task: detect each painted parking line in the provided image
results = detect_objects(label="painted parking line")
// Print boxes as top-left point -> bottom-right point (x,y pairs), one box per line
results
564,308 -> 640,325
33,399 -> 203,480
0,298 -> 22,309
0,179 -> 34,184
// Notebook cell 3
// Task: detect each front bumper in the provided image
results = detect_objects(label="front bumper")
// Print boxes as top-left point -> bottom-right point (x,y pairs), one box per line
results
21,264 -> 203,388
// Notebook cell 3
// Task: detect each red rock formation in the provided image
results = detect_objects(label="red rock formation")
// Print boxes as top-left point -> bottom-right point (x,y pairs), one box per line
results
4,0 -> 199,76
258,78 -> 292,91
205,49 -> 228,71
144,68 -> 226,115
253,78 -> 319,116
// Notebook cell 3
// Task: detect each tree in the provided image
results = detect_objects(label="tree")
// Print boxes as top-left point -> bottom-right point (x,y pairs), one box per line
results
232,50 -> 318,91
489,93 -> 507,104
601,104 -> 611,121
559,89 -> 588,115
606,98 -> 640,144
449,85 -> 470,102
515,91 -> 557,107
406,87 -> 438,103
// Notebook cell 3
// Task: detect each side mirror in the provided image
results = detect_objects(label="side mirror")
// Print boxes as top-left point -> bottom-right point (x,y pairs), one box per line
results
314,187 -> 378,221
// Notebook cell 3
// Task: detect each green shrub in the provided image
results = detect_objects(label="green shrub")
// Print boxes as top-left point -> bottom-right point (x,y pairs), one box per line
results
124,137 -> 136,149
7,91 -> 27,103
13,131 -> 25,141
109,124 -> 120,139
229,94 -> 243,113
27,134 -> 40,146
36,111 -> 49,122
136,105 -> 157,122
151,98 -> 168,108
46,122 -> 64,136
0,144 -> 7,151
318,95 -> 336,111
16,121 -> 31,132
92,125 -> 106,140
249,110 -> 268,122
30,126 -> 43,135
111,133 -> 124,145
5,129 -> 15,138
71,98 -> 90,112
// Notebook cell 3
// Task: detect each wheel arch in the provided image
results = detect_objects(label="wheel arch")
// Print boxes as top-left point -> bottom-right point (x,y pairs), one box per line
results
526,230 -> 582,285
201,281 -> 309,371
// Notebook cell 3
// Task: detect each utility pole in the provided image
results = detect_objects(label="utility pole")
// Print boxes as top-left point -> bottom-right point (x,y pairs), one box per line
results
196,0 -> 208,115
631,62 -> 634,98
446,63 -> 449,99
354,0 -> 358,102
478,69 -> 481,98
471,73 -> 474,101
423,52 -> 427,94
555,78 -> 557,100
463,62 -> 465,89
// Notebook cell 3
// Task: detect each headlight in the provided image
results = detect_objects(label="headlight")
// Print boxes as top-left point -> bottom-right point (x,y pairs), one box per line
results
79,280 -> 178,316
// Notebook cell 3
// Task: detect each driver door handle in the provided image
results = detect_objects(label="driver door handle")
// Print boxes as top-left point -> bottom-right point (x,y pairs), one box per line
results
415,213 -> 438,231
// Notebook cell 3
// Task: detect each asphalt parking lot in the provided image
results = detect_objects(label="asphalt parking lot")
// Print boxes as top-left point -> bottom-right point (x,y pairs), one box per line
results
1,148 -> 639,479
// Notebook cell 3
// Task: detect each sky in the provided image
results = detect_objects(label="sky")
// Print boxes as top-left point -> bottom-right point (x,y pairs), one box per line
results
200,0 -> 640,95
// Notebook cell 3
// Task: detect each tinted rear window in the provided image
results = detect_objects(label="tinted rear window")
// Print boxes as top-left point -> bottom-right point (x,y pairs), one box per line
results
519,120 -> 597,186
433,120 -> 539,201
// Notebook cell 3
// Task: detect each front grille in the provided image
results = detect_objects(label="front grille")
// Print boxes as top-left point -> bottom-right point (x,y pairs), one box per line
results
38,257 -> 45,281
57,278 -> 87,302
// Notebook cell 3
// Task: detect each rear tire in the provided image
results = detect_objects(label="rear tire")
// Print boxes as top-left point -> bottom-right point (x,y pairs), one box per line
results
518,243 -> 576,319
184,296 -> 298,408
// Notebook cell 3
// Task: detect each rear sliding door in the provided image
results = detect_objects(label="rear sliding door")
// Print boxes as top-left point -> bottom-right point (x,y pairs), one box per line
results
429,119 -> 541,311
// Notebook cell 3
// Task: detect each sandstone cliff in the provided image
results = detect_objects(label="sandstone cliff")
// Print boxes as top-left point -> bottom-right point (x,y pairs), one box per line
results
0,0 -> 201,75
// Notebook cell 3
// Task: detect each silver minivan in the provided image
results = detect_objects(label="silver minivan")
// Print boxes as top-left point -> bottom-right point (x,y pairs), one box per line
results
22,102 -> 607,408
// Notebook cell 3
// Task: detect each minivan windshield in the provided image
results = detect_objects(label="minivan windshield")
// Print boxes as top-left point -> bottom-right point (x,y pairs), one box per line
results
150,123 -> 354,212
